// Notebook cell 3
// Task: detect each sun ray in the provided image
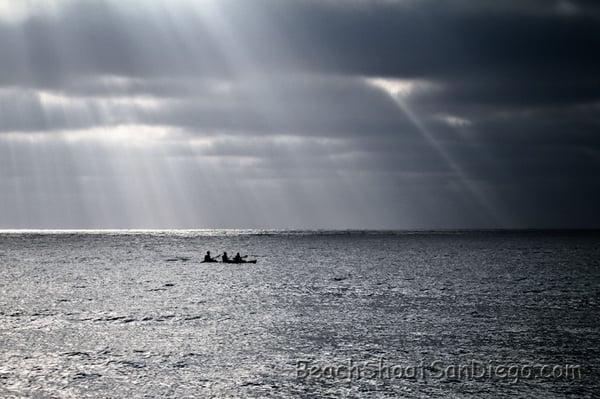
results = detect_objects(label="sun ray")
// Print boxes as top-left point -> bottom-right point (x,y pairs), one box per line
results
367,77 -> 511,227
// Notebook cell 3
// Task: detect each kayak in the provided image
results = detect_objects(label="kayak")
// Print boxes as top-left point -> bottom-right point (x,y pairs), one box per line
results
223,259 -> 257,264
201,259 -> 219,263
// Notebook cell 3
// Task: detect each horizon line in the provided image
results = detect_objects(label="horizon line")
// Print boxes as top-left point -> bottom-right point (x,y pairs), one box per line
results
0,228 -> 598,234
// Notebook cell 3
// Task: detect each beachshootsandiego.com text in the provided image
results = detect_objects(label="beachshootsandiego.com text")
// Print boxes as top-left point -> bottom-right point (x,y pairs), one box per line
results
296,359 -> 582,384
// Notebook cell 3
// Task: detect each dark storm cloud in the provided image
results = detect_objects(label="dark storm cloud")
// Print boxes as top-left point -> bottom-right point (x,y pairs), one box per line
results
1,0 -> 599,85
2,0 -> 599,110
0,0 -> 599,228
0,76 -> 421,139
257,0 -> 600,80
146,77 -> 422,138
412,78 -> 600,109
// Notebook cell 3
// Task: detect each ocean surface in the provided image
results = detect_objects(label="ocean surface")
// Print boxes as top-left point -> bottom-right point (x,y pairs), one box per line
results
0,230 -> 599,398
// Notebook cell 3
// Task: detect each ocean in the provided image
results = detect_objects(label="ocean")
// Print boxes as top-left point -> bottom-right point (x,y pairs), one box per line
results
0,230 -> 598,398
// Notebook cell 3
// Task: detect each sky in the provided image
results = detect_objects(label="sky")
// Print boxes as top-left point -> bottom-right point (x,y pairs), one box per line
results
0,0 -> 599,229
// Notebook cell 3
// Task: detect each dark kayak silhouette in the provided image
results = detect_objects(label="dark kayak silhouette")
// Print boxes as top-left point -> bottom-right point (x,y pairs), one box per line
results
201,251 -> 257,264
201,251 -> 222,263
222,252 -> 256,264
222,259 -> 257,264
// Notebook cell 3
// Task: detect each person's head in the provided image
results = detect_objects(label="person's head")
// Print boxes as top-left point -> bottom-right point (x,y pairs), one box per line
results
236,252 -> 240,256
223,251 -> 227,255
207,251 -> 210,255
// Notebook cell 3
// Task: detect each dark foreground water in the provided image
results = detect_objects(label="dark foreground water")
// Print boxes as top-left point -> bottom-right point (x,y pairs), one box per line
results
0,230 -> 599,398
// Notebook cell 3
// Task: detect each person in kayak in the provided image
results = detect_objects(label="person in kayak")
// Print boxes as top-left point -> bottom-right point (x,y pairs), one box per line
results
232,253 -> 257,263
222,252 -> 230,263
203,251 -> 219,263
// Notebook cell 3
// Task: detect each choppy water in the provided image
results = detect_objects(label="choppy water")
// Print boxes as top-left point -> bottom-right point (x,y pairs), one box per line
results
0,230 -> 599,398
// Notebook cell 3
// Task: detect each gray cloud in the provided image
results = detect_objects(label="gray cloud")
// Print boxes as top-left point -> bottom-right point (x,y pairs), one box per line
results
0,0 -> 599,229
